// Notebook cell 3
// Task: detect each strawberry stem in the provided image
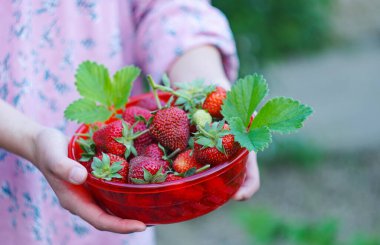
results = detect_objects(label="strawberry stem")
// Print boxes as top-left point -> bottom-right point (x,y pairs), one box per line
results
75,133 -> 90,137
165,148 -> 181,160
197,125 -> 215,140
132,129 -> 150,139
147,75 -> 192,101
147,75 -> 162,110
155,84 -> 191,101
195,164 -> 210,173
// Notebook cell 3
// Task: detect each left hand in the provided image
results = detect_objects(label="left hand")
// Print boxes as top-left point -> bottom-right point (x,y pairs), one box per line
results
169,45 -> 261,201
233,151 -> 260,201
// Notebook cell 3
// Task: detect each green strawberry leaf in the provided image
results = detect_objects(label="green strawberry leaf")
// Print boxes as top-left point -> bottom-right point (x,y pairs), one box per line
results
143,168 -> 153,181
131,178 -> 147,184
251,97 -> 313,134
196,137 -> 214,148
64,99 -> 112,124
162,73 -> 171,87
222,74 -> 268,128
109,161 -> 123,173
183,167 -> 197,177
152,173 -> 166,183
175,97 -> 187,106
79,151 -> 96,162
112,66 -> 140,109
91,157 -> 104,170
229,117 -> 272,152
75,61 -> 113,106
110,173 -> 122,179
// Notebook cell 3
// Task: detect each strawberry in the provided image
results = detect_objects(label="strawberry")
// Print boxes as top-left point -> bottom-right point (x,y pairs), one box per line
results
128,156 -> 168,184
165,174 -> 183,182
149,107 -> 190,151
142,143 -> 181,171
135,97 -> 165,111
191,109 -> 212,127
173,150 -> 203,174
193,121 -> 240,166
141,143 -> 164,161
91,153 -> 128,183
122,106 -> 153,154
122,106 -> 152,123
93,120 -> 148,158
202,86 -> 226,118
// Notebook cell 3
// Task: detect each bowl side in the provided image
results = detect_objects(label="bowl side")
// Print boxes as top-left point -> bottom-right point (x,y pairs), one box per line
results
85,151 -> 248,224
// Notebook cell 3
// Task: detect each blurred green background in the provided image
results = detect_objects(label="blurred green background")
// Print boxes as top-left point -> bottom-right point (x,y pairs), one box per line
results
157,0 -> 380,244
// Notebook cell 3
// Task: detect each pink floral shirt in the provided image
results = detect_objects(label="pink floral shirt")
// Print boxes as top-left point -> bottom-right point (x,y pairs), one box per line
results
0,0 -> 237,244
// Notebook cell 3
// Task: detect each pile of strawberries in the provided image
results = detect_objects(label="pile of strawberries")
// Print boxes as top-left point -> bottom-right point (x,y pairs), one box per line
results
77,82 -> 241,184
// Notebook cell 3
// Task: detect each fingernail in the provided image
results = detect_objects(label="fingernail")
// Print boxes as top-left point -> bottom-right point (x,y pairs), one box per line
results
69,166 -> 87,184
234,192 -> 244,201
138,225 -> 147,231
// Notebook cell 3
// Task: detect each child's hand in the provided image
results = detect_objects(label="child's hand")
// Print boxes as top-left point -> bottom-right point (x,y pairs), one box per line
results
233,152 -> 260,201
33,128 -> 146,233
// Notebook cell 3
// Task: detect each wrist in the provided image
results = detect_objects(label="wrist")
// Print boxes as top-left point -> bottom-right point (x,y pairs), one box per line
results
28,123 -> 47,165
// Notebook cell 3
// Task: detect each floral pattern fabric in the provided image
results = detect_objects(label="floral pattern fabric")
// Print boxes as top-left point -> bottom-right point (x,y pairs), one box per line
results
0,0 -> 237,244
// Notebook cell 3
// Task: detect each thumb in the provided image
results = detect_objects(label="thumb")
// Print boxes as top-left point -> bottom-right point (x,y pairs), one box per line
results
49,158 -> 88,185
60,159 -> 87,185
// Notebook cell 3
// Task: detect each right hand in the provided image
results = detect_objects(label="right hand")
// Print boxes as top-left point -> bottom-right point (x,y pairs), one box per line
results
33,127 -> 146,233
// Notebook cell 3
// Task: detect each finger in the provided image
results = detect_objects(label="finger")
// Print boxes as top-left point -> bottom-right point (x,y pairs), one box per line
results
68,196 -> 146,233
233,152 -> 260,201
40,130 -> 88,184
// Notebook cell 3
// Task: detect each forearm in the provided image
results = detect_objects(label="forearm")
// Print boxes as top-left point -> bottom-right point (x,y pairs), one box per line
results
0,100 -> 44,163
168,45 -> 231,89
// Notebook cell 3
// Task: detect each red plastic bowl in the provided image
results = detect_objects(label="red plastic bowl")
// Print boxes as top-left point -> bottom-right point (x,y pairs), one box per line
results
68,93 -> 249,225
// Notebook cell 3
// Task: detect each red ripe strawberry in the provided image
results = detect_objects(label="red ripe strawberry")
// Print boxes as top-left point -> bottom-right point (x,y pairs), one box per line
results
202,86 -> 226,118
128,156 -> 168,184
93,120 -> 148,158
165,174 -> 183,182
193,121 -> 240,166
122,106 -> 153,154
142,143 -> 164,160
149,107 -> 190,151
136,97 -> 165,111
173,150 -> 203,174
91,153 -> 128,183
122,106 -> 152,122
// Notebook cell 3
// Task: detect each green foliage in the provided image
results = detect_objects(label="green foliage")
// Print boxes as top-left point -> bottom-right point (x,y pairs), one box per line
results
252,97 -> 313,134
258,135 -> 324,167
222,74 -> 313,152
234,207 -> 286,244
174,80 -> 215,112
65,61 -> 141,124
64,99 -> 113,124
75,61 -> 113,106
91,153 -> 123,181
213,0 -> 333,73
233,206 -> 380,245
222,74 -> 268,128
349,235 -> 380,245
112,66 -> 140,109
229,117 -> 271,152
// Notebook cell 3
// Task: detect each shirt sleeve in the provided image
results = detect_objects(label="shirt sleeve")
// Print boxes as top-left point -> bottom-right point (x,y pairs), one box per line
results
131,0 -> 239,82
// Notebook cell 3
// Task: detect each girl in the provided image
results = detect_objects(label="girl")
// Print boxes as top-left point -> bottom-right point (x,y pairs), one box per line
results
0,1 -> 259,244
